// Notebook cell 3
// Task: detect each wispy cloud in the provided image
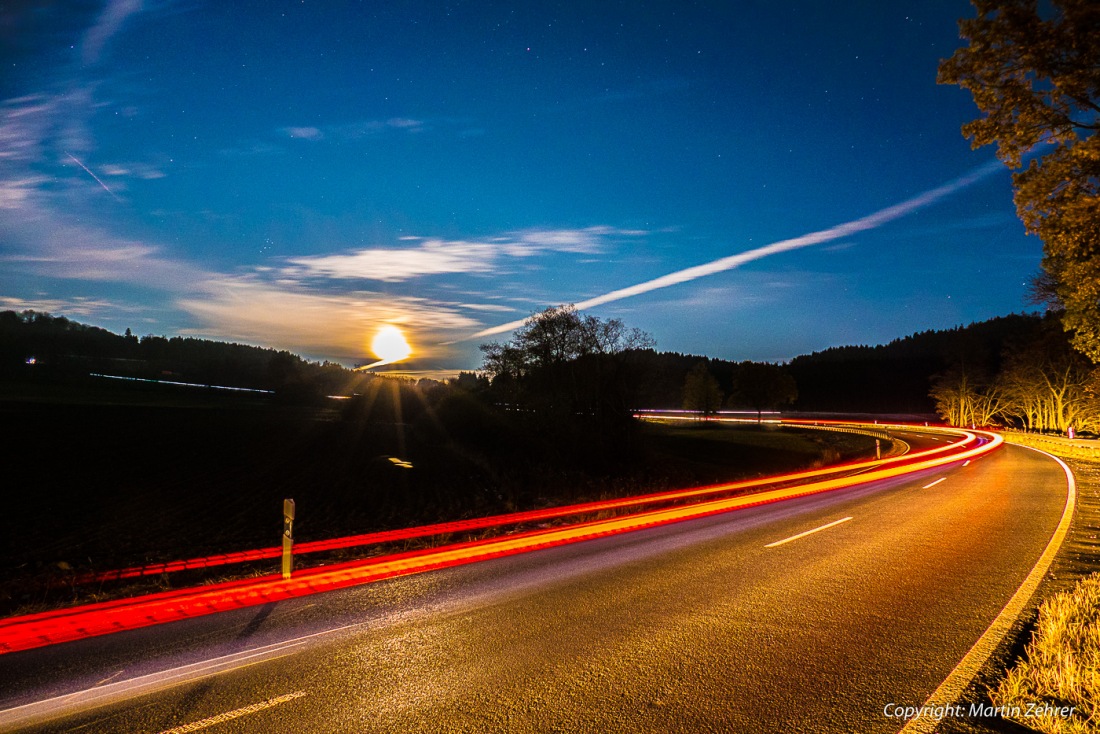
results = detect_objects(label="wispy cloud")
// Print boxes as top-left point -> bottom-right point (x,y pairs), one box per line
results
82,0 -> 143,65
283,226 -> 647,282
0,192 -> 210,287
177,278 -> 482,359
0,7 -> 194,291
286,240 -> 499,281
504,226 -> 640,256
283,126 -> 324,141
0,95 -> 56,162
453,302 -> 515,313
99,162 -> 166,179
0,176 -> 49,209
282,117 -> 427,142
0,295 -> 139,318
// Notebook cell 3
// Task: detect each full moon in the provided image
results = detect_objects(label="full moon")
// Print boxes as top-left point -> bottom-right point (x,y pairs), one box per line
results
371,325 -> 412,363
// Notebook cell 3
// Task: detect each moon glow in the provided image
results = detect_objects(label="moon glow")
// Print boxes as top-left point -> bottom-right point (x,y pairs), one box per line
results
371,325 -> 412,363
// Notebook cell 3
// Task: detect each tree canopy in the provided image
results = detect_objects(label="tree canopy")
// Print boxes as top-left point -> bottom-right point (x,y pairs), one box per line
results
728,362 -> 798,421
682,362 -> 724,418
930,321 -> 1100,432
938,0 -> 1100,362
480,305 -> 655,423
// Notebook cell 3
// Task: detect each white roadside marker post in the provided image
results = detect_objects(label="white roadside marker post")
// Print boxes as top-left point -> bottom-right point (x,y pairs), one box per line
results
282,498 -> 295,580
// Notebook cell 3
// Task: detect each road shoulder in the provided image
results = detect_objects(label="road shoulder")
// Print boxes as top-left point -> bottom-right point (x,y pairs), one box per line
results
937,440 -> 1100,734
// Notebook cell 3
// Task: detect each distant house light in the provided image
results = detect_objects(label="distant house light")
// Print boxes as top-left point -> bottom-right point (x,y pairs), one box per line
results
25,357 -> 36,365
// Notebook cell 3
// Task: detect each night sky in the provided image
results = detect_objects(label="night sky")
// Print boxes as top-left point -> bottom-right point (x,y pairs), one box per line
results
1,1 -> 1039,372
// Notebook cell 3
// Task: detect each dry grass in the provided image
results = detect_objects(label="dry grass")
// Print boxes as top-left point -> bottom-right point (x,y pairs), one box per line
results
994,573 -> 1100,733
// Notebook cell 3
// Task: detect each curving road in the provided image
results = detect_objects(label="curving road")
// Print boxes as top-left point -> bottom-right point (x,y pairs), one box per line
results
0,438 -> 1071,733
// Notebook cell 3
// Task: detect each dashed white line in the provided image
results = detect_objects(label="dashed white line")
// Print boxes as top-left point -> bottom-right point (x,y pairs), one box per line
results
963,460 -> 971,467
0,623 -> 359,730
765,517 -> 853,548
922,478 -> 947,489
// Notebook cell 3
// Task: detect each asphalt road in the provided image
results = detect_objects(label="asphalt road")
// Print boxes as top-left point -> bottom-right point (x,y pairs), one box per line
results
0,440 -> 1069,733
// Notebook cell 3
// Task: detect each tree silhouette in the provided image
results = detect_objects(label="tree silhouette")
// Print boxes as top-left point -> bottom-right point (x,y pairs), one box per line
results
480,304 -> 654,426
682,362 -> 724,418
939,0 -> 1100,362
729,362 -> 798,422
929,325 -> 1100,432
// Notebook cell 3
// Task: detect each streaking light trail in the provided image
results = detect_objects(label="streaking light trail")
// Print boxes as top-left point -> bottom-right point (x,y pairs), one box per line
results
64,152 -> 121,202
466,160 -> 1004,340
0,424 -> 1002,655
75,421 -> 972,585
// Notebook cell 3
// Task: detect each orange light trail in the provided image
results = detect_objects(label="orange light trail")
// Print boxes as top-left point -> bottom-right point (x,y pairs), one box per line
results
78,423 -> 977,584
0,427 -> 1001,655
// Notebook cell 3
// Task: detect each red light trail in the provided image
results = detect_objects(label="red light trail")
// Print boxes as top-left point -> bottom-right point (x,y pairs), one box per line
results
0,426 -> 1001,655
79,422 -> 976,584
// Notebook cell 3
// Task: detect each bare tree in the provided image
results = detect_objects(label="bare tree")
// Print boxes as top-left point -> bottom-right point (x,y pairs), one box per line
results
999,334 -> 1100,432
930,367 -> 1004,427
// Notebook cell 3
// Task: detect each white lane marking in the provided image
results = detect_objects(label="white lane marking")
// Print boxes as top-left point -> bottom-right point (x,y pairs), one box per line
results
765,517 -> 853,548
157,690 -> 307,733
963,460 -> 971,467
0,623 -> 360,730
899,446 -> 1077,734
922,478 -> 947,489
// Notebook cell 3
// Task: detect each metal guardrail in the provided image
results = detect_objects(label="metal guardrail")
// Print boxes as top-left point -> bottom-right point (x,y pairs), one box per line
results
789,423 -> 909,459
795,423 -> 892,441
999,431 -> 1100,460
635,412 -> 913,458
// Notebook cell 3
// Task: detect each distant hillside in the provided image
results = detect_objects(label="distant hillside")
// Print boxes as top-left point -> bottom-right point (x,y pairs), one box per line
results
1,308 -> 1054,413
786,313 -> 1049,413
626,312 -> 1049,413
0,310 -> 362,402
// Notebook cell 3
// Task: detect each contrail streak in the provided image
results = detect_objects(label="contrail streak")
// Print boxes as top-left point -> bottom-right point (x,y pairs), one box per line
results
355,359 -> 394,371
65,152 -> 121,201
464,160 -> 1004,341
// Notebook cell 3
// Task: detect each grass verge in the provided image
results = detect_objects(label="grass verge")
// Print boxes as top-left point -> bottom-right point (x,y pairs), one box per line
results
993,573 -> 1100,733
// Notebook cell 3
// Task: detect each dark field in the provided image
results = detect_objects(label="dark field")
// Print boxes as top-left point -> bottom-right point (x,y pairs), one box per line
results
1,383 -> 881,616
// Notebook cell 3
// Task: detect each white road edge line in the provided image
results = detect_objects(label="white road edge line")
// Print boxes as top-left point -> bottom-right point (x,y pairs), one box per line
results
922,478 -> 947,489
157,690 -> 307,734
764,517 -> 853,548
898,445 -> 1077,734
963,460 -> 971,467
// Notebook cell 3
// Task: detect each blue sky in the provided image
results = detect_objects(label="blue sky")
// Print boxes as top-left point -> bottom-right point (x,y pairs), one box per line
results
0,1 -> 1039,372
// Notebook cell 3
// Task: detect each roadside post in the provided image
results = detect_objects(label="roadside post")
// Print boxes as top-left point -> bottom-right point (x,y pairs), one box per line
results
876,439 -> 881,460
282,498 -> 295,579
